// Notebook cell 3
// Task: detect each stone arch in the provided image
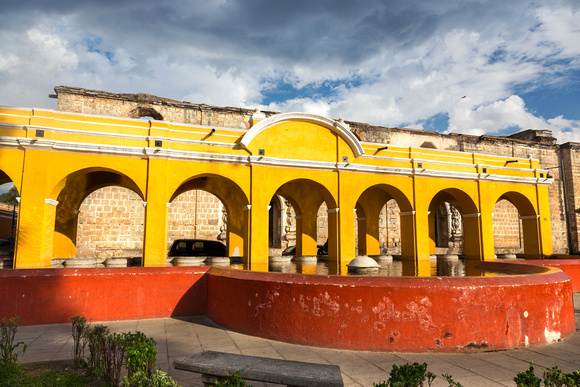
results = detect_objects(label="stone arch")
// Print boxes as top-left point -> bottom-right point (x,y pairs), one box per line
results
492,199 -> 523,256
355,184 -> 413,258
170,174 -> 249,258
240,112 -> 364,157
129,106 -> 163,121
275,179 -> 337,258
50,168 -> 145,259
494,191 -> 540,258
421,141 -> 437,149
76,186 -> 145,260
428,188 -> 481,259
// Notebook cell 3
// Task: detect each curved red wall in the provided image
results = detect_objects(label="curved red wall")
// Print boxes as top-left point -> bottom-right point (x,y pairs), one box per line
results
0,267 -> 209,325
512,259 -> 580,292
206,263 -> 576,352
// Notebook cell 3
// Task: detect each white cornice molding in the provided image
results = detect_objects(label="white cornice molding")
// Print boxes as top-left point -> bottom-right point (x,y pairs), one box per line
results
0,136 -> 552,186
240,112 -> 365,157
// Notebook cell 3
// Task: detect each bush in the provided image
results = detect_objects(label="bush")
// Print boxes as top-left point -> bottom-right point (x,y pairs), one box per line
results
123,370 -> 180,386
123,331 -> 157,377
374,362 -> 435,387
86,324 -> 109,377
0,316 -> 26,366
216,370 -> 249,387
100,332 -> 127,386
71,316 -> 90,369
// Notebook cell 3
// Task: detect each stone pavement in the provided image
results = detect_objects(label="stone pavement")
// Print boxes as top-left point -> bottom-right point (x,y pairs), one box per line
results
14,294 -> 580,387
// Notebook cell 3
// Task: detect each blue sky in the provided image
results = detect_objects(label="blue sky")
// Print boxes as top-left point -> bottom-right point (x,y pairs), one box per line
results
0,0 -> 579,144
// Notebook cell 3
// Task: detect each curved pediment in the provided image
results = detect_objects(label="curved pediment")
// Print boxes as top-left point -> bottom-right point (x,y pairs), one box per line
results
240,112 -> 364,158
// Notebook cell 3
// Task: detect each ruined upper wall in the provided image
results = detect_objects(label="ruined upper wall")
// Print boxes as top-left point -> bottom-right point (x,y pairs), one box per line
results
54,86 -> 278,130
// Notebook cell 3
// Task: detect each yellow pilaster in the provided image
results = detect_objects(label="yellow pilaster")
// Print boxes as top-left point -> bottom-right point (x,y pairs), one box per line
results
536,184 -> 553,258
142,156 -> 170,267
14,149 -> 54,268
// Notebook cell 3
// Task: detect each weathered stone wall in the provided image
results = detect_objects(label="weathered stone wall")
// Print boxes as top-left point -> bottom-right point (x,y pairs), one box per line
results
57,86 -> 580,256
560,143 -> 580,253
55,86 -> 276,129
76,187 -> 223,259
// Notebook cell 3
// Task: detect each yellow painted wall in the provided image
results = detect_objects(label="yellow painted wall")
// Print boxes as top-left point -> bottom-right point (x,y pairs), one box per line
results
0,106 -> 554,269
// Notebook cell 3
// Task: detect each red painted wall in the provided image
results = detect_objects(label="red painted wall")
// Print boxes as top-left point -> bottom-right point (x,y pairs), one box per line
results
513,259 -> 580,292
0,267 -> 209,325
206,264 -> 576,352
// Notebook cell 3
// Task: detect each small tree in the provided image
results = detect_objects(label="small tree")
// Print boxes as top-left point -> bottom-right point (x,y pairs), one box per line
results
0,186 -> 18,206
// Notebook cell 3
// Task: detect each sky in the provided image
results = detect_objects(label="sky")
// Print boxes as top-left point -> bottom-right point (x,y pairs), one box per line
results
1,0 -> 580,146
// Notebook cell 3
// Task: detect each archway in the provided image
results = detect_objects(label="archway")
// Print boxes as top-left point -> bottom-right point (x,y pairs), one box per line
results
52,168 -> 145,260
492,199 -> 523,257
76,187 -> 145,261
428,188 -> 480,260
355,185 -> 413,259
170,174 -> 249,259
0,171 -> 19,261
493,191 -> 539,258
274,179 -> 337,259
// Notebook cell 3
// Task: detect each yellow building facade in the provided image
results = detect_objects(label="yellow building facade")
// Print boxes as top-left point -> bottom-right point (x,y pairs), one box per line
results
0,106 -> 553,270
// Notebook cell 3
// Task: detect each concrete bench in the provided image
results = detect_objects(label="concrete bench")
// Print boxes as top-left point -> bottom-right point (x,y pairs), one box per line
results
173,350 -> 344,387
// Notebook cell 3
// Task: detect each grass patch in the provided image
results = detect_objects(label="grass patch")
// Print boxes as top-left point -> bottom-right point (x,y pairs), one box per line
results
0,361 -> 99,387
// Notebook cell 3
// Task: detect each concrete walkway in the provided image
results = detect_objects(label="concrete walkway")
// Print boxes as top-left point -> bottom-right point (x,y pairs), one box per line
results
15,294 -> 580,387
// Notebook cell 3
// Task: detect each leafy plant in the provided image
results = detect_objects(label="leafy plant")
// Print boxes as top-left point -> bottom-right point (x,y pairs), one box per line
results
0,316 -> 27,366
543,365 -> 577,387
374,362 -> 435,387
102,332 -> 127,386
123,331 -> 157,377
86,324 -> 109,377
216,370 -> 250,387
442,373 -> 463,387
514,362 -> 542,387
71,316 -> 90,369
122,370 -> 180,386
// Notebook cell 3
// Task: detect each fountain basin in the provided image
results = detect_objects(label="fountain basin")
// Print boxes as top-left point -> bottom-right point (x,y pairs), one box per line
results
207,262 -> 575,352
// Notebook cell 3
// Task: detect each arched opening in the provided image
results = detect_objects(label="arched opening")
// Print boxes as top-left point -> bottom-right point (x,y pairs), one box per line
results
492,192 -> 539,259
0,171 -> 19,263
168,189 -> 224,246
434,202 -> 464,253
274,179 -> 336,259
129,106 -> 163,121
76,186 -> 145,262
51,168 -> 145,261
492,199 -> 523,257
428,188 -> 480,260
268,195 -> 283,251
355,185 -> 412,258
170,174 -> 249,260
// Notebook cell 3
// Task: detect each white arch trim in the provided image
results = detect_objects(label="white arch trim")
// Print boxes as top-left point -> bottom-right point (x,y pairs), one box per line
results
240,112 -> 365,158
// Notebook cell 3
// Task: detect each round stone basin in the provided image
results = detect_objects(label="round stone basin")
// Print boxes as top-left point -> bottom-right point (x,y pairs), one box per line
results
206,261 -> 576,352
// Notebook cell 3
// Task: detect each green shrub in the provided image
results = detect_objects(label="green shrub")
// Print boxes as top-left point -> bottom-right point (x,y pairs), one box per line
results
543,365 -> 578,387
374,362 -> 435,387
216,370 -> 250,387
123,370 -> 180,386
86,324 -> 109,377
123,331 -> 157,377
0,316 -> 26,366
71,316 -> 90,369
102,332 -> 127,386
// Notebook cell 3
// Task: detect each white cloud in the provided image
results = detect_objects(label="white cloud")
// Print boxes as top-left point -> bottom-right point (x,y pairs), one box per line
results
0,0 -> 579,143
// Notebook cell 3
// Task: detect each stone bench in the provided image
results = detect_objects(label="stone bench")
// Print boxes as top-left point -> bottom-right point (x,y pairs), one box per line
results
173,350 -> 344,387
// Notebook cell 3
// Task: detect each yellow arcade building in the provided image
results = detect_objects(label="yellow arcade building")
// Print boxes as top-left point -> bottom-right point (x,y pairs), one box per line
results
0,105 -> 553,270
